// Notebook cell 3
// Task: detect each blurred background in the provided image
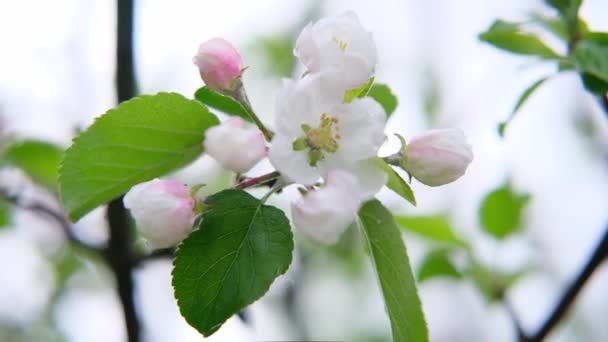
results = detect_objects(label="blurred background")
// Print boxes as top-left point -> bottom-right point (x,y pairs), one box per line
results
1,0 -> 608,341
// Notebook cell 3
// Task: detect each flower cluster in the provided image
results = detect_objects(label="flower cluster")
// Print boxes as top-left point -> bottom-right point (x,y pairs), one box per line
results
123,12 -> 473,248
268,12 -> 388,242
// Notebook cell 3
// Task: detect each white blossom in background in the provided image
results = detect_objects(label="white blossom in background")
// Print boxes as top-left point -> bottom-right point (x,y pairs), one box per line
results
123,179 -> 195,248
295,11 -> 377,89
268,72 -> 387,197
193,38 -> 243,93
401,128 -> 473,186
291,170 -> 362,244
204,117 -> 266,173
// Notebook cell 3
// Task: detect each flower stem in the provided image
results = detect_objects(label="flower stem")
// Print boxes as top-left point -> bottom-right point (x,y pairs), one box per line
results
235,171 -> 281,189
233,86 -> 275,141
382,154 -> 401,167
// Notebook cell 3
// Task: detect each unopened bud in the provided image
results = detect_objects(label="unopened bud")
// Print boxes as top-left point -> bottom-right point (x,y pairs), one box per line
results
204,118 -> 266,173
401,128 -> 473,187
123,179 -> 195,248
193,38 -> 243,93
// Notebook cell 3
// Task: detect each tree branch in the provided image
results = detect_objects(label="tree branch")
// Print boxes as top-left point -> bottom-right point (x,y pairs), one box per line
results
528,227 -> 608,342
234,171 -> 280,189
109,0 -> 140,341
504,299 -> 530,342
0,189 -> 100,253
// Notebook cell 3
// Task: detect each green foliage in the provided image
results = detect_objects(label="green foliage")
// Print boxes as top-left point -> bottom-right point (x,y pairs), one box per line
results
395,215 -> 468,247
531,13 -> 588,41
531,13 -> 569,40
0,200 -> 11,228
255,34 -> 298,77
359,200 -> 429,342
194,87 -> 252,122
173,189 -> 293,336
344,77 -> 375,103
368,83 -> 398,117
544,0 -> 582,36
1,140 -> 63,189
59,93 -> 219,221
573,34 -> 608,89
499,76 -> 550,137
580,73 -> 608,96
417,249 -> 462,283
467,263 -> 528,302
375,158 -> 416,206
479,183 -> 530,239
479,20 -> 561,59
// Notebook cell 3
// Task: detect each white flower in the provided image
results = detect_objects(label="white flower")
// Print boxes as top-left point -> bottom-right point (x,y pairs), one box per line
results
123,179 -> 195,248
295,11 -> 377,89
402,128 -> 473,186
204,118 -> 266,173
193,38 -> 243,93
268,72 -> 387,197
291,170 -> 362,244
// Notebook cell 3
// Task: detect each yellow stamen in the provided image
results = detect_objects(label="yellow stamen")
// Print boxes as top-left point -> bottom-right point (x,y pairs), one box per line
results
332,36 -> 348,51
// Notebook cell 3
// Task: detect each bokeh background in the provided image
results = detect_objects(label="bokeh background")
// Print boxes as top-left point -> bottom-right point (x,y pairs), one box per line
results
1,0 -> 608,341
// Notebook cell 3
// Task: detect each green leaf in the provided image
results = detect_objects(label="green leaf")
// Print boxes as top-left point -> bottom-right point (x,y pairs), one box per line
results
480,183 -> 530,239
467,263 -> 529,302
359,200 -> 429,342
545,0 -> 582,36
1,140 -> 63,189
374,158 -> 416,206
580,73 -> 608,96
498,76 -> 550,137
194,87 -> 252,122
395,215 -> 468,247
479,20 -> 561,59
573,34 -> 608,84
417,249 -> 462,283
173,189 -> 293,336
344,77 -> 375,103
368,83 -> 398,117
530,13 -> 588,41
531,13 -> 568,40
0,200 -> 12,228
59,93 -> 219,221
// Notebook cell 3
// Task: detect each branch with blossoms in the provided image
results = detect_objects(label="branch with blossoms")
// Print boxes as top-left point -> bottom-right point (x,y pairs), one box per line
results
56,11 -> 474,342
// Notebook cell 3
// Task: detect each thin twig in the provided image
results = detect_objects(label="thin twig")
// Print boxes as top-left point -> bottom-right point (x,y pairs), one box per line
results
0,189 -> 100,252
132,248 -> 174,266
235,171 -> 281,189
504,299 -> 530,342
528,227 -> 608,342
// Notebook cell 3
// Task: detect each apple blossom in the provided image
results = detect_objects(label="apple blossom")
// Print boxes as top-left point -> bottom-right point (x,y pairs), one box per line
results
291,170 -> 361,244
401,128 -> 473,186
193,38 -> 243,93
123,179 -> 195,248
295,11 -> 377,89
204,118 -> 266,173
268,72 -> 387,196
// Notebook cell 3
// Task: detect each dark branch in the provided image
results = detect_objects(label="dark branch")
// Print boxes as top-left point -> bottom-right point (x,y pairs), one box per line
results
105,199 -> 139,342
108,0 -> 140,341
529,227 -> 608,341
504,299 -> 531,342
0,189 -> 99,252
132,248 -> 174,267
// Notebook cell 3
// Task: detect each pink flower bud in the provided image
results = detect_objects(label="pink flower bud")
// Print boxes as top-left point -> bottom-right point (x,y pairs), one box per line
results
123,179 -> 194,248
193,38 -> 243,93
402,128 -> 473,187
291,170 -> 362,244
204,118 -> 266,173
